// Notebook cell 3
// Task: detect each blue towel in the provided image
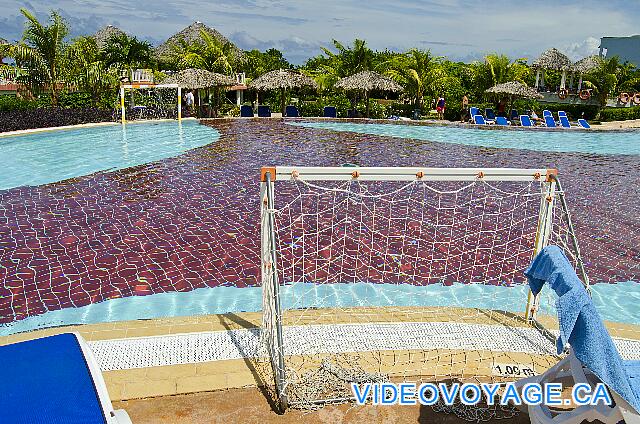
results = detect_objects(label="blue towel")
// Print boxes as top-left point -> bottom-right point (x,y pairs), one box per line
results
525,245 -> 640,412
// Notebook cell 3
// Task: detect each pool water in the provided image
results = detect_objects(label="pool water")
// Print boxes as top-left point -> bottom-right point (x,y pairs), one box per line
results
291,122 -> 640,156
0,120 -> 219,190
2,281 -> 638,336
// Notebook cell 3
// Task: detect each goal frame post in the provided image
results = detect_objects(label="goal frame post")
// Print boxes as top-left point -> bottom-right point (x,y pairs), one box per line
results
259,166 -> 588,409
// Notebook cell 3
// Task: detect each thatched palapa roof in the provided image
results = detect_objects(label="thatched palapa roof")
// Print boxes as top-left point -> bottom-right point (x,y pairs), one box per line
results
164,68 -> 236,89
485,81 -> 543,99
573,55 -> 601,73
94,25 -> 126,49
249,69 -> 318,91
334,71 -> 404,92
532,48 -> 572,71
155,21 -> 244,61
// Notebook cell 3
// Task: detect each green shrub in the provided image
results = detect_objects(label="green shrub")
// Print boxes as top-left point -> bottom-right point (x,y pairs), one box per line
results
599,106 -> 640,121
0,96 -> 40,112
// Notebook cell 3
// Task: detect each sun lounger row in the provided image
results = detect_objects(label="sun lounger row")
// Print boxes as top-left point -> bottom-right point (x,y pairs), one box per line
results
239,105 -> 338,118
471,107 -> 590,129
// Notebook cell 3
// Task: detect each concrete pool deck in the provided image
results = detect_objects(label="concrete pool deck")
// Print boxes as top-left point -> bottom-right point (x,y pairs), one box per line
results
1,309 -> 638,402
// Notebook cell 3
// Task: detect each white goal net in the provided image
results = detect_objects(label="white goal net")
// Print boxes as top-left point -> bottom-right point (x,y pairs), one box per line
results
258,166 -> 587,415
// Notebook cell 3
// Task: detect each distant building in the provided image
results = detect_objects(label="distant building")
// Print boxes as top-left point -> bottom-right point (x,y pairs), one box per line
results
599,35 -> 640,66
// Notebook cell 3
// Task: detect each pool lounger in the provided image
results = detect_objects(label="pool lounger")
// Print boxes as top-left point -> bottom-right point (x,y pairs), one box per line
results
257,105 -> 272,117
0,332 -> 131,424
495,116 -> 509,126
473,114 -> 487,125
544,115 -> 557,128
285,105 -> 300,117
559,115 -> 572,128
519,115 -> 534,127
515,246 -> 640,424
240,105 -> 254,117
577,119 -> 591,129
323,106 -> 337,118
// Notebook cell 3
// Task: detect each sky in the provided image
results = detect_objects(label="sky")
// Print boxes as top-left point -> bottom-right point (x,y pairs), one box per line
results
1,0 -> 639,65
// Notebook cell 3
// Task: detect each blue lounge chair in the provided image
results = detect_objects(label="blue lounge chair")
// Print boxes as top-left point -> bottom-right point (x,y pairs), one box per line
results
473,115 -> 487,125
240,105 -> 253,117
578,118 -> 591,129
510,109 -> 519,121
257,105 -> 271,117
469,107 -> 479,120
0,332 -> 131,423
543,109 -> 553,118
559,115 -> 572,128
324,106 -> 337,118
516,246 -> 640,424
285,105 -> 299,117
520,115 -> 534,127
485,108 -> 496,122
558,110 -> 568,118
544,115 -> 557,128
495,116 -> 509,126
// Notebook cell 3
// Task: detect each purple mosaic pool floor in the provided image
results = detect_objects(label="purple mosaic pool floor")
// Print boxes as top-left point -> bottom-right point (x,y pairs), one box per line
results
0,119 -> 638,324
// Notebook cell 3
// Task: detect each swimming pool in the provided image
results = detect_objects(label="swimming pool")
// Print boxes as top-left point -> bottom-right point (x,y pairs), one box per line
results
0,120 -> 219,190
291,121 -> 640,155
0,119 -> 638,333
2,280 -> 638,335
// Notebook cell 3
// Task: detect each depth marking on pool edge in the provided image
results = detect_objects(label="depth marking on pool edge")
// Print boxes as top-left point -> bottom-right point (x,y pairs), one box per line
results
87,321 -> 640,371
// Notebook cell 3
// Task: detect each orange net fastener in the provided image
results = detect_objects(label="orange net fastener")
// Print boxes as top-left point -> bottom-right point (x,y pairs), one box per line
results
477,171 -> 485,179
534,172 -> 541,180
352,170 -> 360,179
291,170 -> 300,179
416,171 -> 424,179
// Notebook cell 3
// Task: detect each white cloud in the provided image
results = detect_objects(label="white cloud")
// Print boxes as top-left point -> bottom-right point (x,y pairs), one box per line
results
563,37 -> 601,61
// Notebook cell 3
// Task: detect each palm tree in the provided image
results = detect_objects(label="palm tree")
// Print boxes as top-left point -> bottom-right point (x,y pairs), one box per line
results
172,30 -> 236,75
321,39 -> 374,77
472,54 -> 532,94
582,56 -> 622,107
9,9 -> 69,106
66,36 -> 117,106
386,49 -> 451,110
101,33 -> 152,82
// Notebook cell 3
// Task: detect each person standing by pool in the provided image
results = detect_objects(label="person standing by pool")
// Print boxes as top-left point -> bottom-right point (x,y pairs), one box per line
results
185,90 -> 195,115
436,95 -> 446,120
460,93 -> 469,122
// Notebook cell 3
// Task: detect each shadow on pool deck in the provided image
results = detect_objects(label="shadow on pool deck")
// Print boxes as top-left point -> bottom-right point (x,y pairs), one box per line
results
114,387 -> 532,424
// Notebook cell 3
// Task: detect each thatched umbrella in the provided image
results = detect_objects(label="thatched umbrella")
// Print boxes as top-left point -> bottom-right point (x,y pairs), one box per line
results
572,56 -> 601,92
93,25 -> 126,50
532,48 -> 572,90
486,81 -> 542,115
334,71 -> 403,118
249,69 -> 318,115
165,68 -> 236,117
485,81 -> 543,99
155,21 -> 244,62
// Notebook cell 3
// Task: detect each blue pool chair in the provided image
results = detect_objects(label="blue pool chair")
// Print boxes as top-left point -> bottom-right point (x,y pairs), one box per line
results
485,108 -> 497,121
323,106 -> 337,118
558,110 -> 568,118
520,115 -> 534,127
510,109 -> 519,121
516,246 -> 640,424
543,109 -> 552,118
578,118 -> 591,129
257,105 -> 271,117
240,105 -> 253,117
495,116 -> 509,126
285,105 -> 299,117
544,115 -> 557,128
469,107 -> 479,119
559,115 -> 572,128
0,332 -> 131,423
473,115 -> 487,125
